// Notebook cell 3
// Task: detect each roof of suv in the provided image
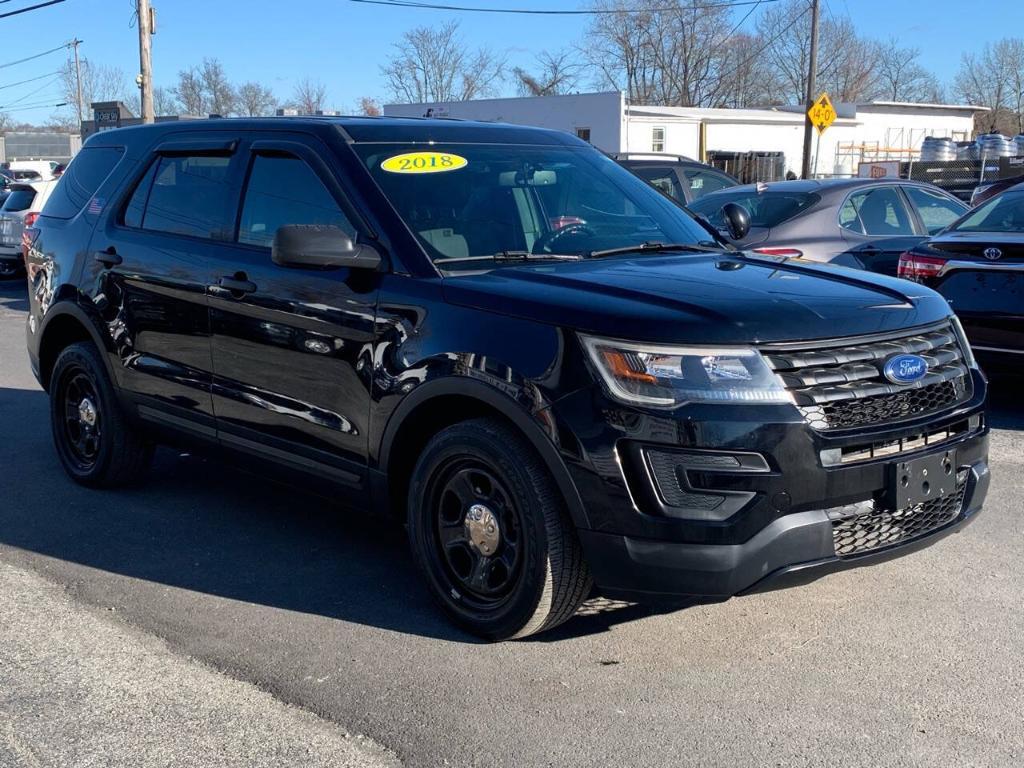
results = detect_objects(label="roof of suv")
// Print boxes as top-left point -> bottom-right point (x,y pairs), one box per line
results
87,116 -> 588,148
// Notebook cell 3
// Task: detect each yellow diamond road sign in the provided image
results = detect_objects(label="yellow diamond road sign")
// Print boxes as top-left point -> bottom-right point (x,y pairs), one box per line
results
808,93 -> 836,135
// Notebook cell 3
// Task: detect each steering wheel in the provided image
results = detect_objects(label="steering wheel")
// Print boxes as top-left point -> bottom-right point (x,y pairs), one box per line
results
533,223 -> 595,255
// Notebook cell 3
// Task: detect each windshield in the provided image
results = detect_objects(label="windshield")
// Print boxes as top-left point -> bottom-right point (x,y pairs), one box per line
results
354,143 -> 720,268
689,190 -> 820,229
952,189 -> 1024,233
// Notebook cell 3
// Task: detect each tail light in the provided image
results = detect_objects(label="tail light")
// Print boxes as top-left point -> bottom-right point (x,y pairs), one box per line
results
751,247 -> 803,258
21,224 -> 39,264
23,211 -> 39,228
898,251 -> 947,283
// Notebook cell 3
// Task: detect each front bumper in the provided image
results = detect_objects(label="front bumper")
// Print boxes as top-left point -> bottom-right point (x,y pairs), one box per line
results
581,458 -> 989,604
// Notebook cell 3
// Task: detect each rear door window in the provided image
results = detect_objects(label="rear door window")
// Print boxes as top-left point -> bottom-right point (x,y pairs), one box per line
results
238,154 -> 355,248
839,187 -> 915,236
42,146 -> 124,219
903,186 -> 967,235
2,188 -> 36,212
123,154 -> 234,240
682,168 -> 735,200
630,165 -> 683,201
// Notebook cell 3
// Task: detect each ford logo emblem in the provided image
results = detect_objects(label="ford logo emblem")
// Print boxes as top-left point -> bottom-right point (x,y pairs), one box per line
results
883,354 -> 929,385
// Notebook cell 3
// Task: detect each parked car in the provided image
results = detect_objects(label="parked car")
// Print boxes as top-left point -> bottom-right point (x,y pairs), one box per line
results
0,180 -> 55,277
969,174 -> 1024,208
25,119 -> 989,640
3,159 -> 56,180
899,181 -> 1024,375
612,153 -> 738,204
689,179 -> 969,275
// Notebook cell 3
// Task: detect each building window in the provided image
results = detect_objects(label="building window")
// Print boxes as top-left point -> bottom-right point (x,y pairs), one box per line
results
575,127 -> 591,143
652,126 -> 665,153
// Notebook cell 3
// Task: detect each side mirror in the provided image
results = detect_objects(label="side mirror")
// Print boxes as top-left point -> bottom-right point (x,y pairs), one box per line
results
721,202 -> 751,241
271,225 -> 381,270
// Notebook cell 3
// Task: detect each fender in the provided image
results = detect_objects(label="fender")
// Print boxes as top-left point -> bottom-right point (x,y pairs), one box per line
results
377,376 -> 591,530
35,299 -> 118,391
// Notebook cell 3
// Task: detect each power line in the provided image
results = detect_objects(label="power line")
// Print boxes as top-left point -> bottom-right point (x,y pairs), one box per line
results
349,0 -> 782,15
0,0 -> 67,19
1,75 -> 61,107
0,99 -> 67,112
711,2 -> 810,86
0,70 -> 61,91
0,42 -> 71,71
720,0 -> 764,42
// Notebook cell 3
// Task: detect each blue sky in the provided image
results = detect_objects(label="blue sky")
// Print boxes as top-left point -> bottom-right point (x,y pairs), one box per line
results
0,0 -> 1004,124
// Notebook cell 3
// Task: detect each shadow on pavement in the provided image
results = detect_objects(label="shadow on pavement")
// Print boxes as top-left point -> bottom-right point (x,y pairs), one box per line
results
0,385 -> 656,643
0,277 -> 29,313
987,379 -> 1024,431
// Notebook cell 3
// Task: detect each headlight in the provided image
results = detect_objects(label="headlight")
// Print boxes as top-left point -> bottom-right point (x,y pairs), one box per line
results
580,334 -> 793,408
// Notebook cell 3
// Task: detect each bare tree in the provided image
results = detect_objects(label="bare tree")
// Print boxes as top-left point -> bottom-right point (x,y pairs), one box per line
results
382,21 -> 504,103
358,96 -> 381,116
174,67 -> 206,115
199,58 -> 236,116
514,50 -> 582,97
152,86 -> 181,116
956,38 -> 1024,134
874,39 -> 942,103
237,81 -> 277,116
58,58 -> 134,117
292,77 -> 327,114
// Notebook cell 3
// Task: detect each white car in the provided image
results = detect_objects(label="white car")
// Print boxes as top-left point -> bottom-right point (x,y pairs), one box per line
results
4,160 -> 56,180
0,180 -> 55,277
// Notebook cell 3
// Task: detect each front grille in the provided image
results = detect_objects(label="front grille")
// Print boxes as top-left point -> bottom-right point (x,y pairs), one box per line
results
763,324 -> 971,431
830,483 -> 966,557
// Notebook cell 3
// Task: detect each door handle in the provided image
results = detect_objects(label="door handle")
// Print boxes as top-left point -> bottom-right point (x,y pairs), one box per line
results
215,275 -> 257,294
94,247 -> 122,267
857,244 -> 882,253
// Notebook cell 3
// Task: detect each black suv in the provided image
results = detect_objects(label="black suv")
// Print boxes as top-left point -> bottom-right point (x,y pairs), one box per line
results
25,118 -> 990,640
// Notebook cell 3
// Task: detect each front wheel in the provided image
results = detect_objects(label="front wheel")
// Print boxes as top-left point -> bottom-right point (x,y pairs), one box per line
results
407,418 -> 591,640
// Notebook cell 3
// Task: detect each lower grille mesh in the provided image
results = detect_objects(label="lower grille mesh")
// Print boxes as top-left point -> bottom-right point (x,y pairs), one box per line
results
802,380 -> 963,431
831,484 -> 966,557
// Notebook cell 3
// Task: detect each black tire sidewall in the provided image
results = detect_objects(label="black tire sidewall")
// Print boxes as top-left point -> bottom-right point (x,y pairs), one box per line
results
50,343 -> 120,485
408,423 -> 554,640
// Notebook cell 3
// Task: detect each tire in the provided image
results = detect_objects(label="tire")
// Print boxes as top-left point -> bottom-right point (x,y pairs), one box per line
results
407,417 -> 591,641
49,341 -> 153,488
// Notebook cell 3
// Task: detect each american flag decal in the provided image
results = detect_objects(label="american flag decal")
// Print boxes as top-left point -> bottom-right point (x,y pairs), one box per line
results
87,197 -> 104,215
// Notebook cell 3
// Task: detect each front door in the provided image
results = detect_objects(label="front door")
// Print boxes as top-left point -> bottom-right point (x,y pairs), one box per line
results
207,134 -> 381,493
837,185 -> 923,275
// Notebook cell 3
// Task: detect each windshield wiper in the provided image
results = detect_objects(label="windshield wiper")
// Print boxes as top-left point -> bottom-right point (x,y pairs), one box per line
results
434,251 -> 583,266
586,241 -> 728,259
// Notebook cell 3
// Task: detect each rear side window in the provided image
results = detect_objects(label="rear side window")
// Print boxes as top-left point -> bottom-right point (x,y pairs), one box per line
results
630,165 -> 682,201
839,187 -> 915,236
2,188 -> 36,212
238,154 -> 355,248
682,168 -> 735,200
123,154 -> 233,240
42,146 -> 124,219
903,186 -> 966,235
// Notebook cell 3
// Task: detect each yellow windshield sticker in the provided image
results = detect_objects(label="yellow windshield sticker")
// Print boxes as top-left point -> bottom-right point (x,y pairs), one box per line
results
381,152 -> 467,174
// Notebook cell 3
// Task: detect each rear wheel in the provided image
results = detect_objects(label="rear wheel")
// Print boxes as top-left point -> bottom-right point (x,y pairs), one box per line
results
407,418 -> 591,640
50,342 -> 153,487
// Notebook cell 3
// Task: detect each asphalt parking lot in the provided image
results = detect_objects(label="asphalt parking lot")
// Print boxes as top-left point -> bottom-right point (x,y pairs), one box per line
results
0,277 -> 1022,768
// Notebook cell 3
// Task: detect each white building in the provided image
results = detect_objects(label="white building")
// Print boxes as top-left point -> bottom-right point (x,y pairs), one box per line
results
384,91 -> 985,178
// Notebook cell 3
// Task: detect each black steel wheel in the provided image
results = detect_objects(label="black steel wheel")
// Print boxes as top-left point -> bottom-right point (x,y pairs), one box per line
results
50,341 -> 153,487
408,418 -> 592,641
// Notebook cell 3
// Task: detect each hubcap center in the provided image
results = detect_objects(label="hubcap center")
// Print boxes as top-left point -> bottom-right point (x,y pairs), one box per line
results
464,503 -> 501,556
78,397 -> 97,427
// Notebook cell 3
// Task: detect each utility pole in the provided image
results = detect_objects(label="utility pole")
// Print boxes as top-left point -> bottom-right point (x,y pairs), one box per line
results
70,38 -> 84,129
800,0 -> 820,179
137,0 -> 154,123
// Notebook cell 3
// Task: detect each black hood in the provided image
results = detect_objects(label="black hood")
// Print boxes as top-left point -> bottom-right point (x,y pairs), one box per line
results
442,254 -> 951,344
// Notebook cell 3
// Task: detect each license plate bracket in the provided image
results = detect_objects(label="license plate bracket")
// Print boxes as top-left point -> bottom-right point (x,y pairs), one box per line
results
889,450 -> 957,509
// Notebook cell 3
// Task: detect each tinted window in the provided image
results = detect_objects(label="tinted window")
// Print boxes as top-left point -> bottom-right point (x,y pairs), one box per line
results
682,168 -> 735,200
1,188 -> 35,212
631,165 -> 682,201
238,154 -> 354,248
952,190 -> 1024,233
904,186 -> 966,235
689,190 -> 820,228
42,146 -> 124,219
127,154 -> 233,240
839,187 -> 915,236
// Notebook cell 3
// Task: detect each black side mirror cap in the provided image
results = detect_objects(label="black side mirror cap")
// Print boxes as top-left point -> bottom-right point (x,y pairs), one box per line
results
271,225 -> 382,270
721,202 -> 751,241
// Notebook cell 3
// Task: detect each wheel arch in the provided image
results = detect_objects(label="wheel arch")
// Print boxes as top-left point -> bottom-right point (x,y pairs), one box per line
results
377,378 -> 590,531
37,302 -> 116,392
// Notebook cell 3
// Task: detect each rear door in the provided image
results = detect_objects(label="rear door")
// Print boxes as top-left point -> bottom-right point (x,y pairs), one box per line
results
87,133 -> 245,433
837,185 -> 922,275
206,132 -> 381,493
627,164 -> 685,202
680,166 -> 736,204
